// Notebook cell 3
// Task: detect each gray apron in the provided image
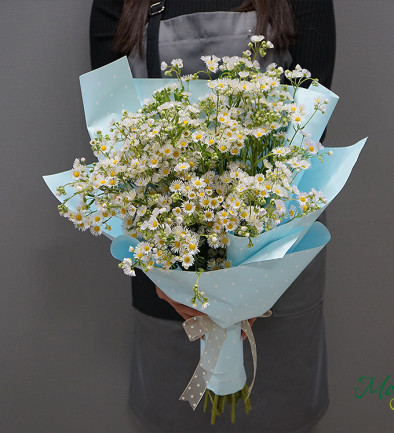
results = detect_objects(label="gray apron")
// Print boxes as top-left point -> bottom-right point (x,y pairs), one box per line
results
128,11 -> 292,77
127,11 -> 328,433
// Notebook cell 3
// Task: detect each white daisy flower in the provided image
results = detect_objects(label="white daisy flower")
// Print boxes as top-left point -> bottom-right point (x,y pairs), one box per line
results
136,205 -> 147,217
275,199 -> 286,215
148,217 -> 159,230
174,162 -> 190,172
181,254 -> 193,269
122,258 -> 136,277
171,58 -> 183,68
182,201 -> 195,214
204,210 -> 215,221
169,180 -> 184,193
303,140 -> 323,155
296,192 -> 309,208
90,225 -> 102,236
208,197 -> 220,209
253,128 -> 269,138
187,190 -> 197,200
192,131 -> 204,142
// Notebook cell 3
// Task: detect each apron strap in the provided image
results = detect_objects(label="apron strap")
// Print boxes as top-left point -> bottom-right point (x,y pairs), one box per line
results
147,1 -> 166,78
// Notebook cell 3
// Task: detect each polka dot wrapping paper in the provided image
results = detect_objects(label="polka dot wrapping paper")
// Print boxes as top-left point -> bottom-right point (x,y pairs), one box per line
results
43,56 -> 366,408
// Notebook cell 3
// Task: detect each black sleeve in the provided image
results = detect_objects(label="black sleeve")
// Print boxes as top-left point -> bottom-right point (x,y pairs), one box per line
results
90,0 -> 125,69
289,0 -> 336,89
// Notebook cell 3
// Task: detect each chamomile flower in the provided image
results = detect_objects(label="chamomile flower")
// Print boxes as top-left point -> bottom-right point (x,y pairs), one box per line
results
204,210 -> 215,221
136,205 -> 147,217
171,58 -> 183,68
174,162 -> 190,172
192,131 -> 204,142
255,173 -> 265,184
185,240 -> 199,254
181,254 -> 194,269
272,184 -> 287,197
208,197 -> 220,209
148,217 -> 160,230
219,234 -> 230,248
170,182 -> 184,196
250,35 -> 265,43
253,127 -> 269,138
121,258 -> 136,277
296,192 -> 309,208
274,199 -> 286,215
272,147 -> 290,156
303,140 -> 323,155
207,235 -> 220,248
191,177 -> 205,189
182,201 -> 195,214
201,55 -> 220,73
187,190 -> 197,200
90,224 -> 102,236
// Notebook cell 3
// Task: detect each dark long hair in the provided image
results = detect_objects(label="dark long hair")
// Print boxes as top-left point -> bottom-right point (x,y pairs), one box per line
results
113,0 -> 296,57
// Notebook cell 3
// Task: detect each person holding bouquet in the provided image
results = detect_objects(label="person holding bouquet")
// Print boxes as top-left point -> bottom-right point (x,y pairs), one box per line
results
89,1 -> 336,431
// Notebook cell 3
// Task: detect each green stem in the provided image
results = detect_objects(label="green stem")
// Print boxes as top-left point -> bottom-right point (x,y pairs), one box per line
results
211,394 -> 219,425
202,384 -> 252,425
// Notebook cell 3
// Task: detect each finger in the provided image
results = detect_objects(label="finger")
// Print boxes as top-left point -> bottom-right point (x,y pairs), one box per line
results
248,317 -> 257,327
242,317 -> 258,340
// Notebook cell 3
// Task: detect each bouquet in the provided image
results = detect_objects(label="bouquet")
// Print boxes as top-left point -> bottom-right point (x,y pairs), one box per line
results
44,37 -> 365,424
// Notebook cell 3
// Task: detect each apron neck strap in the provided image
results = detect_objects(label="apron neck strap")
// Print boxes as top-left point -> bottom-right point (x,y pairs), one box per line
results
147,1 -> 166,78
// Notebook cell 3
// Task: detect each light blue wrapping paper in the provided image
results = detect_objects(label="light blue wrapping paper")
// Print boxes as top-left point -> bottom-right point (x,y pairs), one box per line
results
44,58 -> 366,397
289,84 -> 339,147
111,222 -> 330,328
111,222 -> 330,395
200,324 -> 246,396
80,57 -> 141,139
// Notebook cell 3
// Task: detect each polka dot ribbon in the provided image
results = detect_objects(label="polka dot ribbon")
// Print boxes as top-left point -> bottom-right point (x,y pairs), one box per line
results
180,316 -> 258,410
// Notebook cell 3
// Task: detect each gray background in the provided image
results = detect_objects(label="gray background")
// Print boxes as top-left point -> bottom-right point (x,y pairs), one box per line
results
0,0 -> 393,432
